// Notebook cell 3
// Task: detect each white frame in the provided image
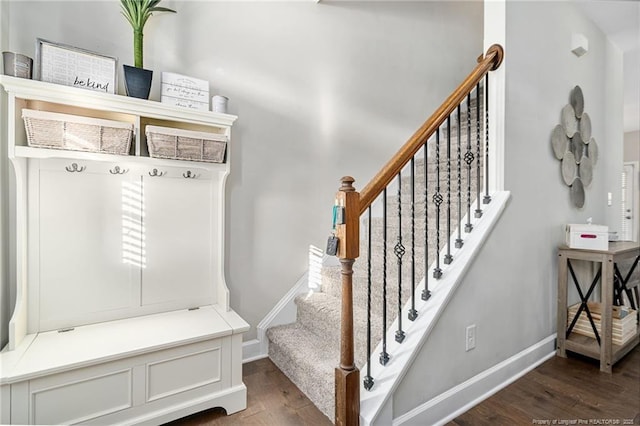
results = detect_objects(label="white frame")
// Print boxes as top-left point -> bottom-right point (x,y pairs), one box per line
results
35,38 -> 117,94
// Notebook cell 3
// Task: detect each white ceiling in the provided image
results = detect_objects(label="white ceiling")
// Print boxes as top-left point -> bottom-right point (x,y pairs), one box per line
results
576,0 -> 640,132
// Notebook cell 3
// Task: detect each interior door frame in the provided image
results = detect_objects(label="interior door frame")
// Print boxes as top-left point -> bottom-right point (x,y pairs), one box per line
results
622,161 -> 639,242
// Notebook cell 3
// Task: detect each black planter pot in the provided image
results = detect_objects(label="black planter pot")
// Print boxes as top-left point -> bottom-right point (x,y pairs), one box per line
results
123,65 -> 153,99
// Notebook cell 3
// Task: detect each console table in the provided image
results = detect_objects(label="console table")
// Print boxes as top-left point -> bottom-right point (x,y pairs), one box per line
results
556,241 -> 640,373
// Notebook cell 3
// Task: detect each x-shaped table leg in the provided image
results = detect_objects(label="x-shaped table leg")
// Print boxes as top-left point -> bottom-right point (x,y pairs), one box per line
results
566,259 -> 602,345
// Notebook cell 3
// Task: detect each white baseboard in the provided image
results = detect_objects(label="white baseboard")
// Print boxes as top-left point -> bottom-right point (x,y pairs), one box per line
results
241,339 -> 266,364
393,334 -> 556,426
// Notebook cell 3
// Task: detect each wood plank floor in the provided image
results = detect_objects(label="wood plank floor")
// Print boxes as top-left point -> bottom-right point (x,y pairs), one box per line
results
165,357 -> 332,426
449,345 -> 640,426
167,346 -> 639,426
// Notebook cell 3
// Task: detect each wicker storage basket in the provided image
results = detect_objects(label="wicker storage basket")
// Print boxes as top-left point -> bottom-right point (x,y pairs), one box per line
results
22,109 -> 133,155
145,125 -> 227,163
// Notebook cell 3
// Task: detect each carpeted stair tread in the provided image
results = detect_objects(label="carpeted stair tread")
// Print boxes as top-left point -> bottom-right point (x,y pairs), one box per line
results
267,323 -> 337,420
295,292 -> 384,363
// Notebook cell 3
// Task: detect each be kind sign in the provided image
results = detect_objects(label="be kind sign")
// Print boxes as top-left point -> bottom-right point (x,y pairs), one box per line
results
37,39 -> 117,94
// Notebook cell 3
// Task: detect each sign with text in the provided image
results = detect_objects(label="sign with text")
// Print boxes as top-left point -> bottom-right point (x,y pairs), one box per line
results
36,39 -> 117,94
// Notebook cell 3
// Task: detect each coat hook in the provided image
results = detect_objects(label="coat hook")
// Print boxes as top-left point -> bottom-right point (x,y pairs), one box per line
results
183,170 -> 196,179
149,168 -> 165,177
65,163 -> 85,173
109,166 -> 128,175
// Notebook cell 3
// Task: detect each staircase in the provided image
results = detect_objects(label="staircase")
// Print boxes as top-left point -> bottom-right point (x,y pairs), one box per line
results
267,130 -> 481,420
267,45 -> 504,424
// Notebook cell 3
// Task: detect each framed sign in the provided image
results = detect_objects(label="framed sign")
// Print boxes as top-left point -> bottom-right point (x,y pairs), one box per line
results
36,38 -> 117,94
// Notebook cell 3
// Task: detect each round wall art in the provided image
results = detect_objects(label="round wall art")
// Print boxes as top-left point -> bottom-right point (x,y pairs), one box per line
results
550,85 -> 598,208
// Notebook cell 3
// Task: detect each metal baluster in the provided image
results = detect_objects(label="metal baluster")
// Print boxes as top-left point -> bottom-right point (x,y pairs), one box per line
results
483,74 -> 491,205
395,174 -> 406,343
475,83 -> 483,218
422,145 -> 431,301
465,94 -> 474,233
455,105 -> 464,249
444,116 -> 453,265
409,157 -> 417,320
380,187 -> 390,365
433,129 -> 443,279
364,206 -> 374,390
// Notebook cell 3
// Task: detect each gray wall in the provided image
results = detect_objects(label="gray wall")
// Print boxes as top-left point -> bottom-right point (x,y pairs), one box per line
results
0,1 -> 483,341
393,0 -> 623,418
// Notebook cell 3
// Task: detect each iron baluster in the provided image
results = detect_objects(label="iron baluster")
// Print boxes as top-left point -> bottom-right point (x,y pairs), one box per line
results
455,105 -> 463,249
409,158 -> 417,321
380,188 -> 390,365
433,129 -> 443,279
475,83 -> 483,218
464,93 -> 474,233
483,74 -> 491,204
422,145 -> 431,301
444,116 -> 453,265
395,174 -> 406,343
364,206 -> 374,390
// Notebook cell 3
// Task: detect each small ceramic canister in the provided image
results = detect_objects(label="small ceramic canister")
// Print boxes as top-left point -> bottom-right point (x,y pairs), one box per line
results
2,51 -> 33,79
212,95 -> 228,113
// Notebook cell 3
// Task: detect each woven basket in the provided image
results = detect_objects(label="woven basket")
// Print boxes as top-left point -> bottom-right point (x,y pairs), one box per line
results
145,125 -> 227,163
22,109 -> 133,155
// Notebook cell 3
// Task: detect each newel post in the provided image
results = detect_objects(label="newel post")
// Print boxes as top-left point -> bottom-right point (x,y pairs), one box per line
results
335,176 -> 360,426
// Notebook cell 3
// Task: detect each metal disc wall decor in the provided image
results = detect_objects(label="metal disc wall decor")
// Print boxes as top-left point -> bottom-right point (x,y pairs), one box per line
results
579,112 -> 592,141
588,138 -> 598,164
550,85 -> 597,208
579,156 -> 593,187
562,152 -> 577,185
570,178 -> 585,208
570,85 -> 584,118
551,125 -> 569,160
561,104 -> 578,137
570,132 -> 585,162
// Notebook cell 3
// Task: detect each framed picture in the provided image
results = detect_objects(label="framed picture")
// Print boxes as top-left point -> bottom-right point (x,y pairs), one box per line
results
36,38 -> 117,94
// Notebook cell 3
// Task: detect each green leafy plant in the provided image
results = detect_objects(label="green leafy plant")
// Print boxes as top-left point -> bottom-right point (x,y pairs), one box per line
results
120,0 -> 176,69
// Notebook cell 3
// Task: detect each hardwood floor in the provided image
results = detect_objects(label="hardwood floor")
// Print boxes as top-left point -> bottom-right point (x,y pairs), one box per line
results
165,358 -> 332,426
168,346 -> 639,426
449,345 -> 640,426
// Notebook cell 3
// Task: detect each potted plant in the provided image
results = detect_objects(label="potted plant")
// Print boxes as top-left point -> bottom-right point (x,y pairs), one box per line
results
120,0 -> 176,99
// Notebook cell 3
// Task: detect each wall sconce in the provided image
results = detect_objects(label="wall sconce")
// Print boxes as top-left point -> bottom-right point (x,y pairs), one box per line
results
572,33 -> 589,57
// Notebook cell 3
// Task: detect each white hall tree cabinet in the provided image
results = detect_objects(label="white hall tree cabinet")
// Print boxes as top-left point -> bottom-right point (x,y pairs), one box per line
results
0,75 -> 248,425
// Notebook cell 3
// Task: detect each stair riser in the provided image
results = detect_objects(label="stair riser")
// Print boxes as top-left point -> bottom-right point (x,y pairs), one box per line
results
267,337 -> 335,419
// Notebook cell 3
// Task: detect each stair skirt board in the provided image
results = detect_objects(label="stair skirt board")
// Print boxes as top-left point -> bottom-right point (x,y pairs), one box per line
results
393,335 -> 556,426
359,191 -> 509,425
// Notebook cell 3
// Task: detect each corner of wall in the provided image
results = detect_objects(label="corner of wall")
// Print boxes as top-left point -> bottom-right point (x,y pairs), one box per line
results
0,0 -> 10,350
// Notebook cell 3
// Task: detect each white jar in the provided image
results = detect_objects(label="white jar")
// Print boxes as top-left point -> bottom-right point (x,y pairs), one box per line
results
212,95 -> 228,113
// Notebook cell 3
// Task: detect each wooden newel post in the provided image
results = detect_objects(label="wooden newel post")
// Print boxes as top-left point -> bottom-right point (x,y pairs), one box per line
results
335,176 -> 360,426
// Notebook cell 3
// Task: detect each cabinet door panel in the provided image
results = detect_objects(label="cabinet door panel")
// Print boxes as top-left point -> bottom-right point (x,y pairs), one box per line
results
38,165 -> 137,329
142,174 -> 213,307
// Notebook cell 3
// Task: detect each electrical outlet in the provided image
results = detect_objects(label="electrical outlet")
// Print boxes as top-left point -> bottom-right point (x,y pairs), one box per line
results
466,324 -> 476,351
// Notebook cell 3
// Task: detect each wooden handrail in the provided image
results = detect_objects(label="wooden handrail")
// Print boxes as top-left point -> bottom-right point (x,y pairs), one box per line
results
334,45 -> 504,426
358,44 -> 504,214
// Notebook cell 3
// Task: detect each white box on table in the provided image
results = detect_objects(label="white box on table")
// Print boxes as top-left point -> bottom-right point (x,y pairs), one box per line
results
565,224 -> 609,250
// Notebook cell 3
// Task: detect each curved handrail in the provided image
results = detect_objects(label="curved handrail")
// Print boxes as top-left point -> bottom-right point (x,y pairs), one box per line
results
358,44 -> 504,214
